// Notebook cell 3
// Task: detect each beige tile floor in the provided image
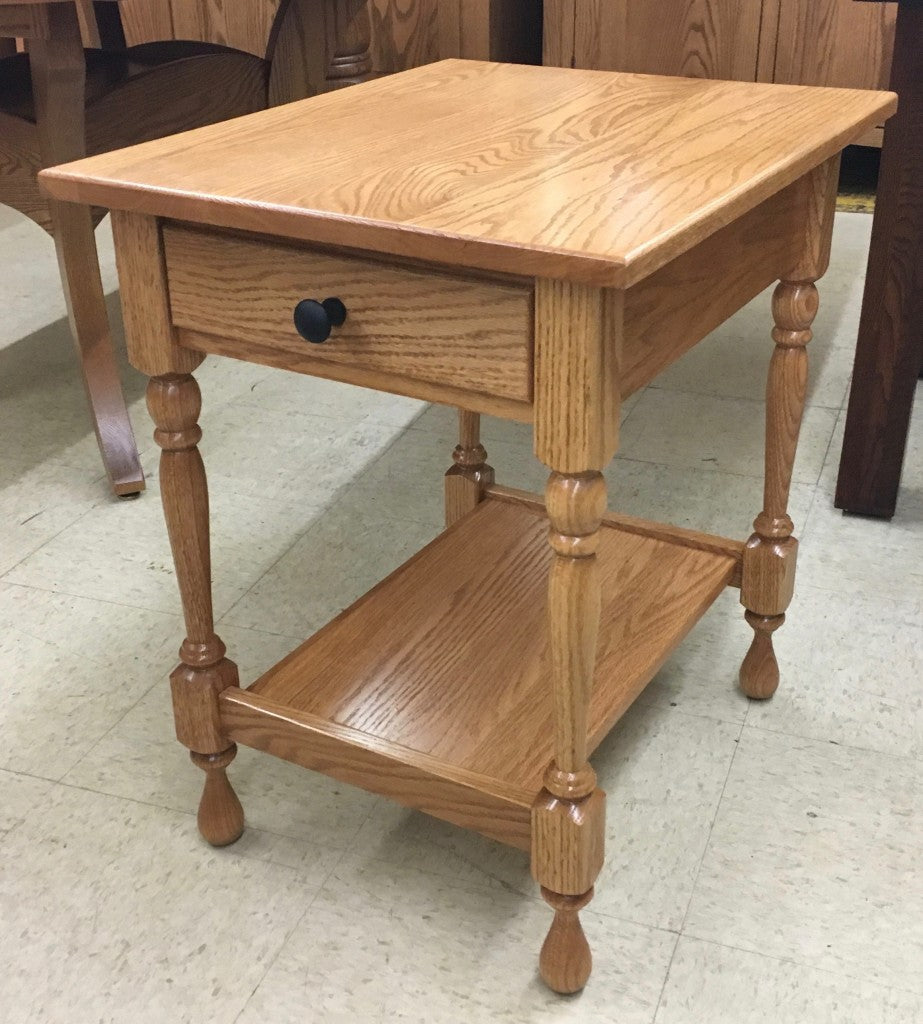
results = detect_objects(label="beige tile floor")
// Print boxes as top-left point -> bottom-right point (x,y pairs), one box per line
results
0,203 -> 920,1024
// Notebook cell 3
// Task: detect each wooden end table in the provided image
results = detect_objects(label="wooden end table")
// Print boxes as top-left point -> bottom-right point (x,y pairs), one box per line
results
41,62 -> 894,993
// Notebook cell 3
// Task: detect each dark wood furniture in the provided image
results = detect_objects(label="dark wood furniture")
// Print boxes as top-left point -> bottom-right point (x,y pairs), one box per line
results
0,0 -> 372,495
41,60 -> 893,994
835,0 -> 922,517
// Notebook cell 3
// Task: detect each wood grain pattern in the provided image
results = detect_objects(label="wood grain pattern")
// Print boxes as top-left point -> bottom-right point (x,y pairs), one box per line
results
485,483 -> 745,587
110,212 -> 203,377
532,469 -> 606,992
620,173 -> 812,397
369,0 -> 436,73
23,0 -> 145,495
163,225 -> 534,403
244,499 -> 736,797
221,688 -> 535,849
534,280 -> 619,472
444,410 -> 494,527
542,0 -> 576,68
739,158 -> 837,700
773,0 -> 898,90
39,60 -> 896,288
569,0 -> 765,81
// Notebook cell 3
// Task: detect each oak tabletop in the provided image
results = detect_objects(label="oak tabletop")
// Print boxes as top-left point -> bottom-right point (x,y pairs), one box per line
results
39,60 -> 896,286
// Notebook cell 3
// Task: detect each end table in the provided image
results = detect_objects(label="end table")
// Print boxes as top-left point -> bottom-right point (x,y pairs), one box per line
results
41,61 -> 894,993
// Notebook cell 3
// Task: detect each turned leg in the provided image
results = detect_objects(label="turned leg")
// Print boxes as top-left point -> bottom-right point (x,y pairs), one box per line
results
739,280 -> 816,698
30,3 -> 144,497
148,373 -> 244,846
444,410 -> 495,527
532,471 -> 607,994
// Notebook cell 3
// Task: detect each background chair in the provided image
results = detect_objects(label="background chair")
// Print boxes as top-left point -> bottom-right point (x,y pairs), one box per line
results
0,0 -> 372,495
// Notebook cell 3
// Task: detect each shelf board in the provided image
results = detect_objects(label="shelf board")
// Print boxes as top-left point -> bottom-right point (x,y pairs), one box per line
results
221,497 -> 738,848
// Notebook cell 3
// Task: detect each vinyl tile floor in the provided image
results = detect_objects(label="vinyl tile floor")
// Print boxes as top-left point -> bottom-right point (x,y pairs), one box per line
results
0,206 -> 921,1024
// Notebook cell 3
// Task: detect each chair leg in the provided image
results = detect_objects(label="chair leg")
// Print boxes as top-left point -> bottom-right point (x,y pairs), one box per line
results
29,0 -> 143,497
50,201 -> 145,496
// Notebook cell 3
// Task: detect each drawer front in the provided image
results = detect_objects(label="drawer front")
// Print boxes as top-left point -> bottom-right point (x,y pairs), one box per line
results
163,226 -> 534,404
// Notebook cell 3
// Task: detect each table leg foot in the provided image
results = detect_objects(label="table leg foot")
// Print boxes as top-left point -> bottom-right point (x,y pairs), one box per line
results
539,887 -> 593,994
191,745 -> 244,847
739,611 -> 784,699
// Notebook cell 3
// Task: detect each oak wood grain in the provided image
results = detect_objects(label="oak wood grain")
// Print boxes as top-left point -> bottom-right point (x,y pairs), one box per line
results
485,484 -> 745,586
534,280 -> 619,472
444,410 -> 494,527
221,688 -> 535,849
244,499 -> 737,797
569,0 -> 765,81
773,0 -> 898,90
39,60 -> 896,288
110,211 -> 203,377
163,224 -> 534,403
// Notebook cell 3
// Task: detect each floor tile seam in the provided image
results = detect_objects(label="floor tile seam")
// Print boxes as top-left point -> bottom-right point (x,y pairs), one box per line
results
645,380 -> 846,414
0,489 -> 117,580
740,719 -> 923,769
670,716 -> 747,939
650,931 -> 684,1023
230,882 -> 330,1024
58,678 -> 164,785
676,930 -> 923,1000
814,407 -> 846,488
0,576 -> 186,620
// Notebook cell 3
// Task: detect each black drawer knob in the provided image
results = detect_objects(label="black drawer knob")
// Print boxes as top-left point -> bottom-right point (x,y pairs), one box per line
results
293,297 -> 348,343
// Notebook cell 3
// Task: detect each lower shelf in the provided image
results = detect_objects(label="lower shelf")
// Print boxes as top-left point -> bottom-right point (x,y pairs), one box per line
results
221,495 -> 738,849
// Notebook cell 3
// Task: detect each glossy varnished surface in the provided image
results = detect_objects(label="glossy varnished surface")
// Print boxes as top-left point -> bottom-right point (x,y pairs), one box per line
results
40,59 -> 895,285
243,497 -> 737,794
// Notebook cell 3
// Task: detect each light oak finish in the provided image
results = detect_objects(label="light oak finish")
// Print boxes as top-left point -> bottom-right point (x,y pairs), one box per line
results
48,63 -> 894,993
739,156 -> 838,700
485,484 -> 745,587
444,410 -> 494,527
39,61 -> 895,288
163,224 -> 534,404
224,497 -> 736,835
147,370 -> 244,840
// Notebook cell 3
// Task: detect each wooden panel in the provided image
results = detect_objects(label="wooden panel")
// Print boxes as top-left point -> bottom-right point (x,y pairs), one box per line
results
163,224 -> 534,402
246,499 -> 737,797
774,0 -> 898,90
369,0 -> 437,72
543,0 -> 576,67
40,61 -> 897,289
620,174 -> 808,396
222,689 -> 534,849
0,4 -> 48,38
170,0 -> 280,56
119,0 -> 173,43
571,0 -> 764,81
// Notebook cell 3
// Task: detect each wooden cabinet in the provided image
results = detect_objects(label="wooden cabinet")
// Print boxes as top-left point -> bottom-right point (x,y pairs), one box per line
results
545,0 -> 898,142
553,0 -> 766,82
370,0 -> 541,73
772,0 -> 897,89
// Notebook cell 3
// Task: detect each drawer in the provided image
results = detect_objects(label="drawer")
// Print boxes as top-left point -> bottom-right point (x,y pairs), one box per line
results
163,226 -> 534,407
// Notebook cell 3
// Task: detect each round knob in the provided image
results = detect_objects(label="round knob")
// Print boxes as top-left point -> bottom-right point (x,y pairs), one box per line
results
293,297 -> 348,344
